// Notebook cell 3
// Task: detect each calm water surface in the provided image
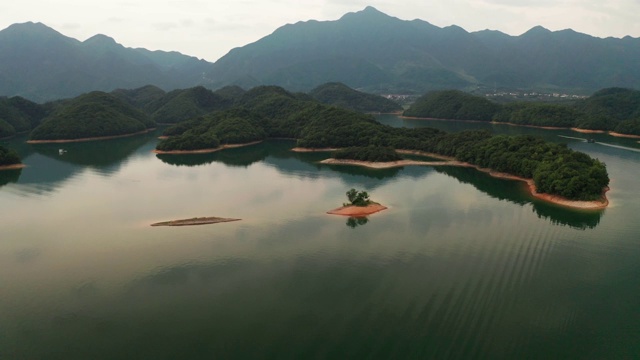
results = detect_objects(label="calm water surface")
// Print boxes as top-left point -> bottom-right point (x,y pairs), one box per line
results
1,117 -> 640,359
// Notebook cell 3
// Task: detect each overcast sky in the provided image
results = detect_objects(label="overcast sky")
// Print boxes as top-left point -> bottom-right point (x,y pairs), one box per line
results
3,0 -> 640,62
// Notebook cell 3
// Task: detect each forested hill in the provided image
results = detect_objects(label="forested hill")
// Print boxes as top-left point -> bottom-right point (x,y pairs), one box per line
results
208,6 -> 640,94
29,92 -> 155,141
309,82 -> 402,113
156,85 -> 609,201
0,22 -> 211,102
0,96 -> 49,138
0,145 -> 21,166
405,88 -> 640,135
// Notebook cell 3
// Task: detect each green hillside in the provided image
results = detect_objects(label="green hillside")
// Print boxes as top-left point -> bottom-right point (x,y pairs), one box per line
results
30,92 -> 155,141
405,88 -> 640,135
310,82 -> 402,113
0,145 -> 21,166
150,86 -> 236,124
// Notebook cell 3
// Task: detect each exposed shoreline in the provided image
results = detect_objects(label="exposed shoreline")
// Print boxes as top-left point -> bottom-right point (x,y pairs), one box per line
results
290,147 -> 338,153
609,132 -> 640,139
26,128 -> 156,144
327,203 -> 388,217
400,116 -> 640,138
319,155 -> 608,210
154,140 -> 263,154
0,163 -> 26,171
151,217 -> 241,227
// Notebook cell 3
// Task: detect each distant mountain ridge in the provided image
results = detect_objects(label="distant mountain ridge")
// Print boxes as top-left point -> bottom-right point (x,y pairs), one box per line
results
2,9 -> 640,101
0,22 -> 211,102
208,6 -> 640,94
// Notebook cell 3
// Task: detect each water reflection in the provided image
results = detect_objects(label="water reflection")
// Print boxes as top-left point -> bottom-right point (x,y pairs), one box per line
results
31,131 -> 157,171
435,167 -> 603,229
346,216 -> 370,228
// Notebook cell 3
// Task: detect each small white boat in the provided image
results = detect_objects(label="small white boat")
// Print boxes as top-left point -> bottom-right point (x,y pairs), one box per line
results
58,149 -> 67,155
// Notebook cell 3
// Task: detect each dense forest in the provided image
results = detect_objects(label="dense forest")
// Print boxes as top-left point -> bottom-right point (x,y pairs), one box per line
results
310,82 -> 402,113
0,96 -> 50,138
0,145 -> 21,166
30,92 -> 156,141
404,88 -> 640,135
157,85 -> 609,201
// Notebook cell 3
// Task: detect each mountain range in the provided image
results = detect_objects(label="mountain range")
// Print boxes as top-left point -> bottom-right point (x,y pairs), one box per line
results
1,7 -> 639,101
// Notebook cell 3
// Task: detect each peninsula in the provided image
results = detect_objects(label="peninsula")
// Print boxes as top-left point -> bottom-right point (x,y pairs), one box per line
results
320,150 -> 608,210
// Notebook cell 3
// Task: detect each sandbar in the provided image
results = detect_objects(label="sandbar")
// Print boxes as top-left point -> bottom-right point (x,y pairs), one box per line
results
154,140 -> 263,154
0,163 -> 26,171
26,129 -> 156,144
571,128 -> 606,134
290,147 -> 339,152
320,158 -> 464,169
319,156 -> 608,210
609,132 -> 640,139
327,203 -> 387,217
151,217 -> 241,227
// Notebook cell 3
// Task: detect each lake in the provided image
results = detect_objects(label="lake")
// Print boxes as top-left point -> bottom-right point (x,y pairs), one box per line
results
1,116 -> 640,359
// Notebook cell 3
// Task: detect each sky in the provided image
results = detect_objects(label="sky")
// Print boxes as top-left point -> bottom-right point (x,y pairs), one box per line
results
3,0 -> 640,62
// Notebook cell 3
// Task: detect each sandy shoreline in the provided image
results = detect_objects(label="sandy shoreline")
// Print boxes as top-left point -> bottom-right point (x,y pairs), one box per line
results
151,217 -> 241,227
400,116 -> 640,138
327,203 -> 388,217
27,129 -> 156,144
290,147 -> 339,153
319,157 -> 608,210
320,158 -> 464,169
154,140 -> 263,154
609,132 -> 640,139
0,163 -> 26,171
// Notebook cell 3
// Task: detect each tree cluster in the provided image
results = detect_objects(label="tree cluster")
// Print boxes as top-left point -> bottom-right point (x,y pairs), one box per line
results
0,145 -> 21,166
346,188 -> 371,207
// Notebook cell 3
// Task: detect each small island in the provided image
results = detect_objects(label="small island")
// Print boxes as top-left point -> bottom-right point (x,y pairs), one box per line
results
327,188 -> 387,217
151,216 -> 241,227
0,145 -> 25,170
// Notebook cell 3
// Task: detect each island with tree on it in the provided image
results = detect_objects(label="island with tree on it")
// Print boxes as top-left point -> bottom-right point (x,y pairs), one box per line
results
327,188 -> 388,217
0,145 -> 24,170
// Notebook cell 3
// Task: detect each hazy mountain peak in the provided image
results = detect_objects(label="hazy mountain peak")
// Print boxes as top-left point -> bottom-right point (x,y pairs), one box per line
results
340,6 -> 394,21
522,25 -> 552,36
83,34 -> 118,47
0,21 -> 66,39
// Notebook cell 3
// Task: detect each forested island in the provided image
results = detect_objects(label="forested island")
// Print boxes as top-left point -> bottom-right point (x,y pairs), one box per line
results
155,85 -> 609,204
0,145 -> 23,170
404,88 -> 640,136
